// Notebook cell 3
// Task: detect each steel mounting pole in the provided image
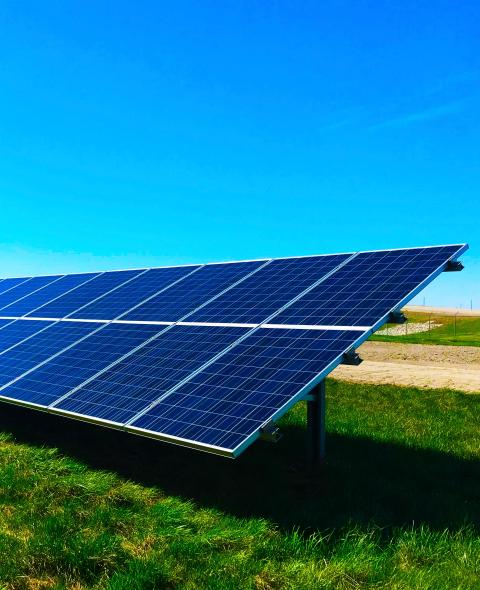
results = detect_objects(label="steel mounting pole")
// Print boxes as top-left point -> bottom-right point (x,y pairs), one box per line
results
306,379 -> 326,469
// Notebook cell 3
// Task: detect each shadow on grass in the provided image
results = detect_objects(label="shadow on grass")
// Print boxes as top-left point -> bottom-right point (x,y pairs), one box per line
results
0,402 -> 479,535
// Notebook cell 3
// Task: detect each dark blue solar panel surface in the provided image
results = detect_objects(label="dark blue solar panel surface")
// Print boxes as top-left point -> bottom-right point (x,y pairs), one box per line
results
1,323 -> 164,406
0,277 -> 32,295
130,327 -> 362,450
0,319 -> 13,331
0,244 -> 467,457
0,276 -> 63,310
56,325 -> 247,424
0,273 -> 100,317
0,321 -> 98,388
0,320 -> 54,354
188,254 -> 350,324
274,246 -> 464,327
27,270 -> 143,319
69,266 -> 199,320
123,262 -> 265,322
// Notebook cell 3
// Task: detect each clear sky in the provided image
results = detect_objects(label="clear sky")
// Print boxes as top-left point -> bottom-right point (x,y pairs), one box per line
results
0,2 -> 478,307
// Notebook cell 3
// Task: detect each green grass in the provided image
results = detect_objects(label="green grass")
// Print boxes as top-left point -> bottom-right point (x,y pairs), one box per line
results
1,381 -> 480,589
371,312 -> 480,346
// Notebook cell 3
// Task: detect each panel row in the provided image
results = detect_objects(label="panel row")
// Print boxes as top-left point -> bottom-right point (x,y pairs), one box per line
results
1,246 -> 464,330
273,245 -> 465,327
0,254 -> 351,323
0,318 -> 363,455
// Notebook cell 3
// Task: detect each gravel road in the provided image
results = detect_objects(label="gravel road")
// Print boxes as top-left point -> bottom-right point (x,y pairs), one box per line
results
331,341 -> 480,393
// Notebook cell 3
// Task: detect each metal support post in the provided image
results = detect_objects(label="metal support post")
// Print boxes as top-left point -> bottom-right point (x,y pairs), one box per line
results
306,380 -> 326,469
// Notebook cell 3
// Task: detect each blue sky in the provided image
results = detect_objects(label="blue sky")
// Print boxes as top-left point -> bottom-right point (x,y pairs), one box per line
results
0,1 -> 478,307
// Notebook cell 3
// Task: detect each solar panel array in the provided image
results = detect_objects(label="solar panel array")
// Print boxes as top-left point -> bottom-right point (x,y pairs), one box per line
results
0,244 -> 467,457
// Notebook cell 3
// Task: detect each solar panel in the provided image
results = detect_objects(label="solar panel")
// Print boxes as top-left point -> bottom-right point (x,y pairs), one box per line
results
0,321 -> 99,388
0,319 -> 54,353
0,272 -> 100,317
68,265 -> 200,320
0,275 -> 63,310
187,254 -> 352,324
0,323 -> 164,407
0,243 -> 468,459
0,277 -> 33,295
273,246 -> 463,327
128,327 -> 363,453
26,269 -> 145,318
122,261 -> 266,322
52,325 -> 248,424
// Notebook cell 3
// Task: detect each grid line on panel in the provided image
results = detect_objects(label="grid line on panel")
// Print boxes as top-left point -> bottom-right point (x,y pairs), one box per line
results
52,325 -> 248,424
274,245 -> 465,328
67,265 -> 204,320
26,269 -> 147,319
0,266 -> 199,400
0,321 -> 109,393
48,324 -> 176,409
121,260 -> 272,322
0,277 -> 34,296
0,323 -> 166,407
124,252 -> 359,425
360,244 -> 468,333
187,254 -> 354,325
0,320 -> 62,359
127,328 -> 365,451
0,275 -> 66,312
0,319 -> 19,332
0,320 -> 57,356
0,274 -> 66,313
0,321 -> 101,390
0,266 -> 209,407
0,271 -> 162,394
45,259 -> 271,408
167,259 -> 275,320
62,269 -> 149,319
0,272 -> 102,317
46,261 -> 272,410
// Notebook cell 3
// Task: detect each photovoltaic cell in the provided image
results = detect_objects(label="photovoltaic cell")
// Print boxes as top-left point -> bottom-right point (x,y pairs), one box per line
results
130,327 -> 363,451
0,277 -> 32,295
188,254 -> 351,324
0,273 -> 100,317
0,275 -> 63,310
68,265 -> 199,320
0,320 -> 54,354
274,246 -> 464,327
55,325 -> 248,424
123,261 -> 265,322
27,270 -> 144,319
0,319 -> 13,331
1,323 -> 164,406
0,321 -> 98,388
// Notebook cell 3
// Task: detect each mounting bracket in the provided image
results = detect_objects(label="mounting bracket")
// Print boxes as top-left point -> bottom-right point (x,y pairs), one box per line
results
444,260 -> 464,272
388,310 -> 407,324
260,422 -> 282,443
342,349 -> 363,366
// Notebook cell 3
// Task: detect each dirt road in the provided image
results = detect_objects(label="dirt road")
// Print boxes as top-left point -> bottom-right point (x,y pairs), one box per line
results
331,341 -> 480,393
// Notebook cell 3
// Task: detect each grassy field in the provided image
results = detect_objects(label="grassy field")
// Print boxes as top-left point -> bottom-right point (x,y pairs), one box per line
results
0,380 -> 479,589
371,311 -> 480,346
